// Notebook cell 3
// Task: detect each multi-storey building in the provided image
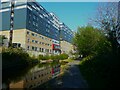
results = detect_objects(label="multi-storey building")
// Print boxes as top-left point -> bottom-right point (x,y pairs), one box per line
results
0,0 -> 74,56
50,13 -> 61,55
60,23 -> 74,54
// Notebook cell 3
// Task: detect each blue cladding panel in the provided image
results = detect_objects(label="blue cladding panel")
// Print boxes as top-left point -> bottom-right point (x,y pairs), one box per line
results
14,8 -> 27,29
26,8 -> 60,41
1,8 -> 27,31
1,11 -> 11,31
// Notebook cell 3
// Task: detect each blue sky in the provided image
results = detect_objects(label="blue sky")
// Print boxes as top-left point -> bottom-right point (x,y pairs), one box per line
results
39,2 -> 99,31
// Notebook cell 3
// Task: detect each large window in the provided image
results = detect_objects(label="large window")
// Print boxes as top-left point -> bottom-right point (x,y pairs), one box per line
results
32,46 -> 34,50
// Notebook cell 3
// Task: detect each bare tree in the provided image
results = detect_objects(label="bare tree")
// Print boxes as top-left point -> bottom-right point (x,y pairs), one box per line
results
90,2 -> 120,54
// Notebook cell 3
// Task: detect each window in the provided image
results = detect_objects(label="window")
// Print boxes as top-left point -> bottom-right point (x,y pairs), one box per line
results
33,15 -> 36,20
32,46 -> 34,50
41,48 -> 44,52
42,37 -> 44,39
32,33 -> 34,36
32,40 -> 34,43
28,20 -> 31,24
39,48 -> 41,52
33,21 -> 35,26
35,47 -> 37,51
27,46 -> 30,50
35,41 -> 38,43
36,23 -> 38,27
27,39 -> 30,42
42,42 -> 44,45
39,42 -> 42,44
50,50 -> 51,53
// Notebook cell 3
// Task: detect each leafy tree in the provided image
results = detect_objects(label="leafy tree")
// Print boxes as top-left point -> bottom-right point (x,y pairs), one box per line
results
73,26 -> 111,57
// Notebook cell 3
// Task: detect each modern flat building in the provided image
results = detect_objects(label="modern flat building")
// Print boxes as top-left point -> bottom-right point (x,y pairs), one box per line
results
59,23 -> 74,54
0,0 -> 74,56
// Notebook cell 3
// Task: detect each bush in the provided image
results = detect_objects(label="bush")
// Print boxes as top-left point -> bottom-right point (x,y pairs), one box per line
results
58,53 -> 69,60
60,61 -> 68,65
38,53 -> 69,60
2,47 -> 39,84
79,53 -> 120,88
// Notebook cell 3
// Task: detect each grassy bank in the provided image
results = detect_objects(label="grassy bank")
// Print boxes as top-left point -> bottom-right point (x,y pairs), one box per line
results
79,53 -> 120,88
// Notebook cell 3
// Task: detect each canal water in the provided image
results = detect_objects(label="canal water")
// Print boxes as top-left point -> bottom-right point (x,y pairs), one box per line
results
3,61 -> 61,89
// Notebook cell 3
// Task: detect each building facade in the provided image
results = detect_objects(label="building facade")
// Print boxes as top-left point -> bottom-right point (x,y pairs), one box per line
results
0,0 -> 74,56
59,23 -> 74,54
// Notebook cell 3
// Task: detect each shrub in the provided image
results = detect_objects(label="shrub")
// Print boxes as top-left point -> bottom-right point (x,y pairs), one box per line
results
38,55 -> 44,60
79,53 -> 120,88
59,53 -> 69,60
2,47 -> 39,84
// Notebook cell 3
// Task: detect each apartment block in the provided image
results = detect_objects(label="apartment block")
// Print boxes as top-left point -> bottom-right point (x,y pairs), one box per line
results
0,0 -> 74,56
60,23 -> 74,54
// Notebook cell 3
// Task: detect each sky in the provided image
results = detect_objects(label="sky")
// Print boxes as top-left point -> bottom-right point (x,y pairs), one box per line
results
39,2 -> 99,31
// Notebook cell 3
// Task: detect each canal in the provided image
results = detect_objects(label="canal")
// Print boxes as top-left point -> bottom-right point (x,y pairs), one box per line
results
3,61 -> 61,89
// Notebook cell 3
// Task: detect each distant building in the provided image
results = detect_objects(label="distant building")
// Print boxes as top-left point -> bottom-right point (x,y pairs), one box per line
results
0,0 -> 74,56
59,23 -> 74,54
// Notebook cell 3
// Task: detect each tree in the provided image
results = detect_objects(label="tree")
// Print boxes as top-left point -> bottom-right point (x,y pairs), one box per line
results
73,25 -> 111,57
91,2 -> 120,54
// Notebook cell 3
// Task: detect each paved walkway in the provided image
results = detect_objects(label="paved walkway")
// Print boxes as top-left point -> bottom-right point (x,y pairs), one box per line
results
61,60 -> 88,88
48,60 -> 88,88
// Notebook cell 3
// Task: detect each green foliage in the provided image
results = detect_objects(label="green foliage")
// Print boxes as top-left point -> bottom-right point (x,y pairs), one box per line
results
58,53 -> 69,60
2,47 -> 29,68
73,25 -> 111,56
2,47 -> 39,84
38,53 -> 69,60
60,61 -> 68,65
38,55 -> 44,60
38,54 -> 50,60
79,53 -> 120,88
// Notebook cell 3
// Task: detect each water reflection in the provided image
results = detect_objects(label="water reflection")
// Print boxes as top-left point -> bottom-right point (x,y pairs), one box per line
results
9,61 -> 61,88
